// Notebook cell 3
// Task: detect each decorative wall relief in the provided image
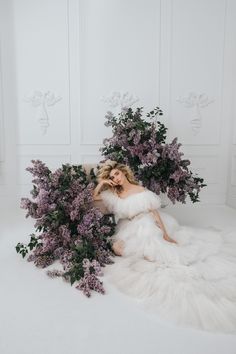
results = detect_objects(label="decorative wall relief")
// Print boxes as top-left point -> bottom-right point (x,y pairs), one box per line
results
177,92 -> 214,135
25,91 -> 62,135
101,91 -> 139,113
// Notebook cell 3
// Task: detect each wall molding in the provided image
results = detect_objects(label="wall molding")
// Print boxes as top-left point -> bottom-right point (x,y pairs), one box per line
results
0,41 -> 5,162
16,0 -> 71,146
160,0 -> 227,147
78,0 -> 162,146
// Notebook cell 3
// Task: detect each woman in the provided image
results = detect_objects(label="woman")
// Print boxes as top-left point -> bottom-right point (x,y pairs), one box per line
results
94,161 -> 236,333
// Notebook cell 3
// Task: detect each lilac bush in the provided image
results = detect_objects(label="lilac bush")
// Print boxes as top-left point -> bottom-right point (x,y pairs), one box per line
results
100,106 -> 206,203
16,160 -> 115,296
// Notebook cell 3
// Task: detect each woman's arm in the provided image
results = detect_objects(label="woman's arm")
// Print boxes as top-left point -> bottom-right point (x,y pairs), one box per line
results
93,179 -> 116,201
93,182 -> 103,201
150,209 -> 177,244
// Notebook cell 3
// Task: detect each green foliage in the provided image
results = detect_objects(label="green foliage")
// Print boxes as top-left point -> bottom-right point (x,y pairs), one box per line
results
15,234 -> 41,258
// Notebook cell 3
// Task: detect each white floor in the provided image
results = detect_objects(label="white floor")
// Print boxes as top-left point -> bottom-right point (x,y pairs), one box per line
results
0,203 -> 236,354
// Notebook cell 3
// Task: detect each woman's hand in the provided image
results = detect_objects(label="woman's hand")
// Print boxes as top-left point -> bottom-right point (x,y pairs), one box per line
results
150,209 -> 178,245
163,233 -> 177,244
93,179 -> 117,200
100,179 -> 117,188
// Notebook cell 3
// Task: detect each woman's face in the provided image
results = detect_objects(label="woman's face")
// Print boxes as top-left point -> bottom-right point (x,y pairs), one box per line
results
109,168 -> 126,186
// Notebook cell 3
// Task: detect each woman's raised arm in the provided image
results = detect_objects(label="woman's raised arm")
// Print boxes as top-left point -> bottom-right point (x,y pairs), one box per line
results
93,179 -> 116,201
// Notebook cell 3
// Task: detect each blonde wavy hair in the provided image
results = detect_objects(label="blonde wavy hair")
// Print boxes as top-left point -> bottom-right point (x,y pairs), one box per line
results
97,160 -> 139,192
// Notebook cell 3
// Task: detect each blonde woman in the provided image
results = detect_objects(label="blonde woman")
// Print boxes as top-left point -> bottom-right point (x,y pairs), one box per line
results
93,160 -> 236,333
94,161 -> 176,257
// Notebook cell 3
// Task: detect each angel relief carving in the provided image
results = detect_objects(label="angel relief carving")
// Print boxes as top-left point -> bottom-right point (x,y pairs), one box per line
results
178,92 -> 214,135
25,91 -> 62,135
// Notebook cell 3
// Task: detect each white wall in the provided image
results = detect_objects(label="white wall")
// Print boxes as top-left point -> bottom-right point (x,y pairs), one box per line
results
0,0 -> 235,206
226,0 -> 236,208
0,0 -> 18,205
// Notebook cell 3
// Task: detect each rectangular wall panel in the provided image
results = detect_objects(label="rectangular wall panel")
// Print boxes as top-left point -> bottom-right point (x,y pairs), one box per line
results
79,0 -> 161,145
168,0 -> 226,145
14,0 -> 71,145
0,42 -> 4,162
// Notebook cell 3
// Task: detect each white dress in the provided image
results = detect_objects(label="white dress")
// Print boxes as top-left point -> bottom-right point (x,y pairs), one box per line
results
101,189 -> 236,333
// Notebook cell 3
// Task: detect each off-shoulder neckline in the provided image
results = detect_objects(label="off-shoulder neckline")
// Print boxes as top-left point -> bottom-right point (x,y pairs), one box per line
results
116,189 -> 147,200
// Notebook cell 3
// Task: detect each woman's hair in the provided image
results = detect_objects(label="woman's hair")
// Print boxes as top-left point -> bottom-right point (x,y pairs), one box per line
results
97,160 -> 139,192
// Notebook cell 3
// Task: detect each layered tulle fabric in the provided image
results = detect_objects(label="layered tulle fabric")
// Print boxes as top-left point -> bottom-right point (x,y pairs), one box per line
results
100,189 -> 236,333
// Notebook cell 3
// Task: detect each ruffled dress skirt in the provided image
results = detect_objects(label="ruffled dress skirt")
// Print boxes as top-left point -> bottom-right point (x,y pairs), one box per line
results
101,189 -> 236,333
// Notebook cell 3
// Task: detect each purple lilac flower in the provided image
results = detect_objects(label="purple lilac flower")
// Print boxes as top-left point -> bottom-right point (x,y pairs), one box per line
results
26,160 -> 50,178
96,248 -> 114,266
39,232 -> 60,253
170,169 -> 188,183
74,238 -> 83,247
76,274 -> 105,297
53,247 -> 64,259
167,186 -> 181,204
51,168 -> 63,187
18,159 -> 119,296
46,269 -> 64,278
99,225 -> 111,234
60,249 -> 74,271
20,198 -> 38,218
133,130 -> 141,145
27,254 -> 36,262
104,111 -> 115,127
82,258 -> 103,276
34,254 -> 55,268
36,189 -> 51,216
59,225 -> 71,246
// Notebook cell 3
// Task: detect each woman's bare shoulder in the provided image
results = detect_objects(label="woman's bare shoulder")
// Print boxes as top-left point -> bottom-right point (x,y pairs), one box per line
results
133,185 -> 146,192
118,185 -> 146,198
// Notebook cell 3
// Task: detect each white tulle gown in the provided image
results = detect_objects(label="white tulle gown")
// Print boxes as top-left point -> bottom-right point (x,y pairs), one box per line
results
101,189 -> 236,333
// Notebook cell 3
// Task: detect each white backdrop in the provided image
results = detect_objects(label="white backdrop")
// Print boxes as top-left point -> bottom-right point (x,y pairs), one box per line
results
0,0 -> 236,206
